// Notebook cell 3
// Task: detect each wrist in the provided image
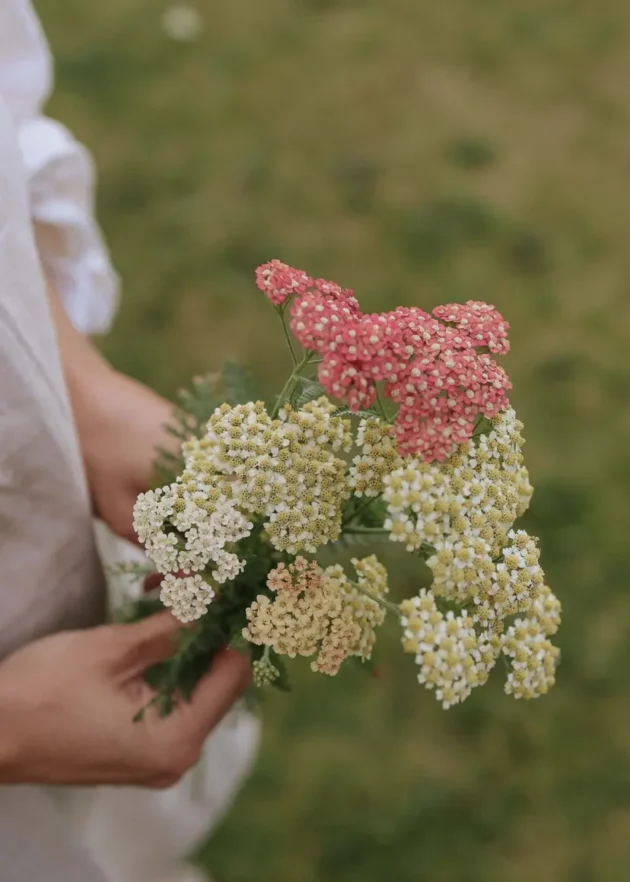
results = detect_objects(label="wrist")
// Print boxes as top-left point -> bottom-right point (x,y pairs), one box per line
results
0,679 -> 24,782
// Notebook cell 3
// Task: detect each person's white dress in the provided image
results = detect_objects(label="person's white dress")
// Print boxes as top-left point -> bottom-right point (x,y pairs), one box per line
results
0,3 -> 260,881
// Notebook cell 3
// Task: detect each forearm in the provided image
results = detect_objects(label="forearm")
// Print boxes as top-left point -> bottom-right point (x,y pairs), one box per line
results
46,280 -> 119,444
45,277 -> 174,540
47,280 -> 112,381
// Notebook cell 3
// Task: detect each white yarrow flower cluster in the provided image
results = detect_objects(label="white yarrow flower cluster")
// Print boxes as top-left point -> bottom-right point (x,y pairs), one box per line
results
133,451 -> 254,622
160,573 -> 215,623
134,487 -> 175,544
176,505 -> 252,581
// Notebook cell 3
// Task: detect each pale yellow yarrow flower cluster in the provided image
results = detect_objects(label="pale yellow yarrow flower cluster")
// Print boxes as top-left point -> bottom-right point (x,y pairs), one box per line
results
387,409 -> 561,705
243,555 -> 388,676
383,409 -> 531,556
400,590 -> 499,708
349,418 -> 403,497
501,617 -> 560,699
195,398 -> 353,553
133,397 -> 353,622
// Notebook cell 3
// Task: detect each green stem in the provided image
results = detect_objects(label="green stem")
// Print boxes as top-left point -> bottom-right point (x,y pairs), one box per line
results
375,385 -> 391,424
277,306 -> 298,367
343,526 -> 389,535
342,526 -> 435,560
354,582 -> 401,618
420,542 -> 436,559
270,352 -> 314,419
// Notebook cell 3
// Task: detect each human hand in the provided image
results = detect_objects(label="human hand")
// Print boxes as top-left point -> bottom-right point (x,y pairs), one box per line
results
0,613 -> 250,787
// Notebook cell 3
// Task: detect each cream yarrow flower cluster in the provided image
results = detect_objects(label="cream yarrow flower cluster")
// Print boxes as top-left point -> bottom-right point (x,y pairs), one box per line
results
348,555 -> 388,659
382,460 -> 450,550
399,550 -> 561,707
243,556 -> 388,676
312,557 -> 389,673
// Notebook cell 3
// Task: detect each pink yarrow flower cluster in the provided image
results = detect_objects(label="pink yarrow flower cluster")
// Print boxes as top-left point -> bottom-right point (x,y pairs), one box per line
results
256,260 -> 511,462
256,259 -> 359,309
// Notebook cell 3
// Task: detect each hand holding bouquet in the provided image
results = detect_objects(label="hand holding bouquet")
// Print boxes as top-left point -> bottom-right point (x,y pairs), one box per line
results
124,260 -> 561,715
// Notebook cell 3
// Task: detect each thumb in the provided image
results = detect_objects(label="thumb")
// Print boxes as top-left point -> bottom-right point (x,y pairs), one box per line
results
111,612 -> 183,676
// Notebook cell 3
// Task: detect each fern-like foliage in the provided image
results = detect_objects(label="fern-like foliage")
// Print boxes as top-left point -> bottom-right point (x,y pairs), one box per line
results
291,377 -> 327,409
221,360 -> 263,405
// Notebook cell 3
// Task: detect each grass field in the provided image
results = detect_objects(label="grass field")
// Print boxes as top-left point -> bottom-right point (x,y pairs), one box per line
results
40,1 -> 630,879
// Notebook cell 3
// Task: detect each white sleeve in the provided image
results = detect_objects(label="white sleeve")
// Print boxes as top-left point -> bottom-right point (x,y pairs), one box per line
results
0,0 -> 120,334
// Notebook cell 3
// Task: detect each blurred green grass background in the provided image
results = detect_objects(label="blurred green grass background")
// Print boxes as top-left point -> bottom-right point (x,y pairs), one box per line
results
41,1 -> 630,879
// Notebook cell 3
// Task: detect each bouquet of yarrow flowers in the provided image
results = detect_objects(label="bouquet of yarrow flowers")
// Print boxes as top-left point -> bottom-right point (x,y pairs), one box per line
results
121,260 -> 561,716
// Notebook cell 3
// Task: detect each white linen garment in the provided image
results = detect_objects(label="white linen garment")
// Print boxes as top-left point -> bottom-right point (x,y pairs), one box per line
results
0,90 -> 110,882
0,3 -> 259,880
0,0 -> 119,333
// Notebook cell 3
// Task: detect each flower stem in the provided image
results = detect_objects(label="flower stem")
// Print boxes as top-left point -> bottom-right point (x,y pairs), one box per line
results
277,305 -> 298,367
270,352 -> 314,419
375,385 -> 391,424
343,526 -> 389,535
354,582 -> 401,618
419,542 -> 436,559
